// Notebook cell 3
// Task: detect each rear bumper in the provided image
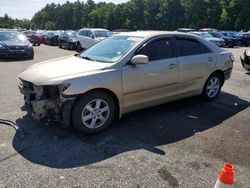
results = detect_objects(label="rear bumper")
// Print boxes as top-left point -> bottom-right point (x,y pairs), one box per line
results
225,40 -> 238,47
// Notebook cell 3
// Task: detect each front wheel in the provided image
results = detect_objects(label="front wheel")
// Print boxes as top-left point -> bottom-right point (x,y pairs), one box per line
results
202,73 -> 223,101
72,91 -> 116,134
66,42 -> 71,50
76,42 -> 82,52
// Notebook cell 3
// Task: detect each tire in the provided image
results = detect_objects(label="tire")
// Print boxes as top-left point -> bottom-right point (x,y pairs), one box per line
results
72,91 -> 116,134
28,55 -> 34,60
66,42 -> 71,50
76,42 -> 82,52
202,73 -> 223,101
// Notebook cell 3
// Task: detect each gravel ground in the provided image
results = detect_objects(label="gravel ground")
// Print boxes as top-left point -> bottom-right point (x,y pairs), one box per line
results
0,45 -> 249,188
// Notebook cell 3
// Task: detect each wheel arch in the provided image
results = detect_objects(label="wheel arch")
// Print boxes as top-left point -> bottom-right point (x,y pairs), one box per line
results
71,88 -> 121,120
209,70 -> 225,86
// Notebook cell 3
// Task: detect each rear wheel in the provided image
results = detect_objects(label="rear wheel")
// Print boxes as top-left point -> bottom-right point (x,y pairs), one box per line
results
28,55 -> 34,60
58,42 -> 62,48
202,73 -> 223,101
72,91 -> 116,134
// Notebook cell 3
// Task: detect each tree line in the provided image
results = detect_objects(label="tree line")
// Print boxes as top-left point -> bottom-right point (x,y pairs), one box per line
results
1,0 -> 250,31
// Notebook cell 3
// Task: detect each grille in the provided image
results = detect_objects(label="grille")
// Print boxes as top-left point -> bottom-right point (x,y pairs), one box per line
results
9,46 -> 26,50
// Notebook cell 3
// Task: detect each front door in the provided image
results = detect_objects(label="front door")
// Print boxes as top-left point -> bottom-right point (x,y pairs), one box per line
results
122,37 -> 178,113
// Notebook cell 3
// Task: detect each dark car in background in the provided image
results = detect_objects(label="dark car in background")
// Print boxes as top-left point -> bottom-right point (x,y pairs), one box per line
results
191,32 -> 225,47
23,30 -> 40,46
241,32 -> 250,46
36,30 -> 46,44
58,31 -> 77,50
221,31 -> 249,47
44,31 -> 59,45
208,31 -> 239,47
0,31 -> 34,59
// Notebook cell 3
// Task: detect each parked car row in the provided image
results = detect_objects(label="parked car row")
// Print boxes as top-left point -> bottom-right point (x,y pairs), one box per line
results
1,27 -> 249,59
22,28 -> 113,52
177,28 -> 250,47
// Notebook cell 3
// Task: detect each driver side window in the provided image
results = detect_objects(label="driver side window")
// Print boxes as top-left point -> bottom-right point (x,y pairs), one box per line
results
138,38 -> 173,61
87,31 -> 94,38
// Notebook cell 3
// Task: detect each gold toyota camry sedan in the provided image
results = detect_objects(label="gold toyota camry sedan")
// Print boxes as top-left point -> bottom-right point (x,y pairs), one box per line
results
19,31 -> 234,134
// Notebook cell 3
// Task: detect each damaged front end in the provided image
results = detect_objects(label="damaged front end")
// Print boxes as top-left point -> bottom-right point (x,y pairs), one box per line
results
18,79 -> 74,127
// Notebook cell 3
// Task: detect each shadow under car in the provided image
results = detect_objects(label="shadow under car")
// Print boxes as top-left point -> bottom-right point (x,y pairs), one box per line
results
11,92 -> 250,168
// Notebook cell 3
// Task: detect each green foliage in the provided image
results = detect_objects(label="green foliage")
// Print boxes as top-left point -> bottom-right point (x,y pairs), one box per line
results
1,0 -> 250,31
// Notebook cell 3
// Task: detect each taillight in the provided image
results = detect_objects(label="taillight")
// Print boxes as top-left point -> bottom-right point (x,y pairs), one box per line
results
229,54 -> 234,62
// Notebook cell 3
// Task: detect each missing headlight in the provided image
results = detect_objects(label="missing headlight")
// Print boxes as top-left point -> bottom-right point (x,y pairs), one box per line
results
58,84 -> 71,93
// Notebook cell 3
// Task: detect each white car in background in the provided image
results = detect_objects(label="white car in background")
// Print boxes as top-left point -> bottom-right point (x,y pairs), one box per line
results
76,28 -> 112,51
191,32 -> 225,47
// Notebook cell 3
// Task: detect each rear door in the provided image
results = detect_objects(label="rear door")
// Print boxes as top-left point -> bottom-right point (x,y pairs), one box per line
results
122,37 -> 178,111
174,37 -> 214,95
85,30 -> 96,48
77,30 -> 89,48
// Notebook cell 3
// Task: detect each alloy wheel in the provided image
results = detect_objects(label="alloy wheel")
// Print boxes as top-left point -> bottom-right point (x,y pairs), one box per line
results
206,77 -> 220,98
81,99 -> 110,129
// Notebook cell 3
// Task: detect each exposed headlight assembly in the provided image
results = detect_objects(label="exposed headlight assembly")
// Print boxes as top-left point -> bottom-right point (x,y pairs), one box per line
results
58,83 -> 71,92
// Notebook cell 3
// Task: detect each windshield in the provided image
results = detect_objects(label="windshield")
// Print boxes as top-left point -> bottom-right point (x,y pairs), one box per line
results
94,30 -> 112,38
24,31 -> 37,36
46,31 -> 59,36
0,32 -> 26,41
209,32 -> 225,38
67,31 -> 76,39
200,32 -> 213,38
242,33 -> 250,37
80,35 -> 143,63
229,32 -> 243,37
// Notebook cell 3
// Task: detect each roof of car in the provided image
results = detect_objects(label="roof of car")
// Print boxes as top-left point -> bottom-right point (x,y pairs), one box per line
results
116,30 -> 195,38
0,30 -> 19,33
79,28 -> 110,31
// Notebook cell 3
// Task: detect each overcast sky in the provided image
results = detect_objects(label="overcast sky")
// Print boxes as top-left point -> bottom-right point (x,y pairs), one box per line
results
1,0 -> 128,20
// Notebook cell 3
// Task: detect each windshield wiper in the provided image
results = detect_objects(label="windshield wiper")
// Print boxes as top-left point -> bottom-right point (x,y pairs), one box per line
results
81,56 -> 96,61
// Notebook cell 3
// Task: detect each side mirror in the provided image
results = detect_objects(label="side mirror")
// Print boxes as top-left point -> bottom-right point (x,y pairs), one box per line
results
90,35 -> 94,39
130,55 -> 149,65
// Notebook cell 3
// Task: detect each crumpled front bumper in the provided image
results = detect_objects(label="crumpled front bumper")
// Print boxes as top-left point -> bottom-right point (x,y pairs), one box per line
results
18,79 -> 75,127
19,80 -> 61,121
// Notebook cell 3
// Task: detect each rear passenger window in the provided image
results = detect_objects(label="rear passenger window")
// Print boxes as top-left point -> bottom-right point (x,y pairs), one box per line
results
200,43 -> 212,54
79,30 -> 88,36
176,39 -> 201,56
138,38 -> 173,61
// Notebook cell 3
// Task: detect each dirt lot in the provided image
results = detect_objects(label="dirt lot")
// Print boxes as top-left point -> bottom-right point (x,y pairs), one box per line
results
0,45 -> 249,188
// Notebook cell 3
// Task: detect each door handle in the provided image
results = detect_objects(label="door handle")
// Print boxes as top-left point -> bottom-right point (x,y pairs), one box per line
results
208,57 -> 214,62
169,63 -> 177,69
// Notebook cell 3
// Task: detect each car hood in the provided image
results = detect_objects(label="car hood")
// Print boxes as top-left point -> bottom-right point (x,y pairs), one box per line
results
222,36 -> 237,40
19,55 -> 111,85
96,37 -> 107,41
207,37 -> 224,42
0,40 -> 29,46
